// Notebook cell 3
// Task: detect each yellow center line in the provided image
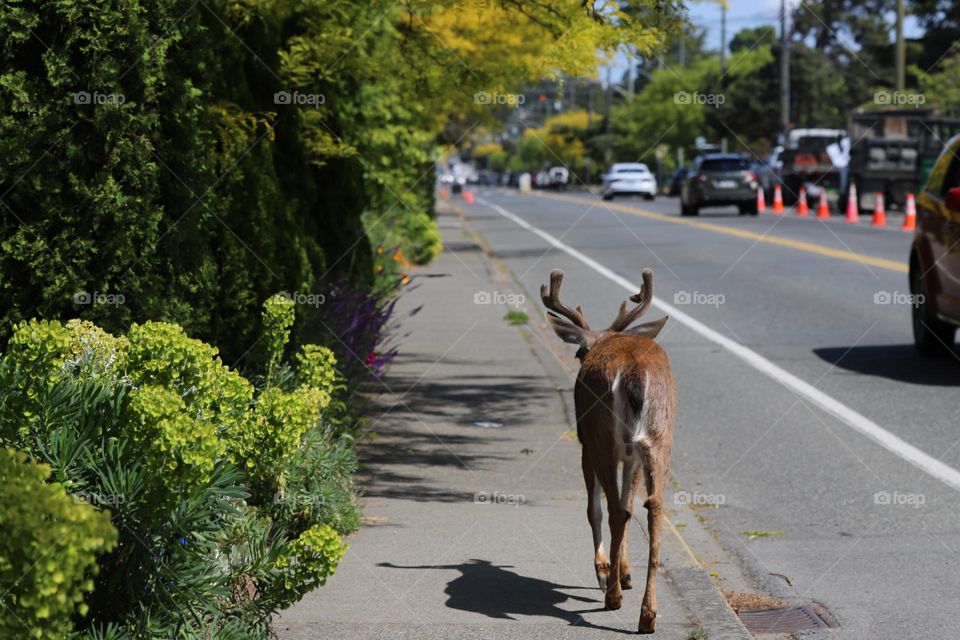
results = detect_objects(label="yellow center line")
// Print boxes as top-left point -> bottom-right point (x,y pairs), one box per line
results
530,191 -> 909,274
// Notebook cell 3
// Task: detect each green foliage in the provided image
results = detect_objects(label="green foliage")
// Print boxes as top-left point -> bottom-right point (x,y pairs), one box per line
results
296,344 -> 339,397
272,524 -> 348,604
0,306 -> 355,637
0,448 -> 117,640
916,52 -> 960,118
233,385 -> 328,498
263,294 -> 296,385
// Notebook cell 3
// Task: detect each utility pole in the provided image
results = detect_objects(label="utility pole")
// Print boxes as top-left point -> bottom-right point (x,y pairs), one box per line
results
780,0 -> 790,130
895,0 -> 905,92
604,66 -> 613,164
720,4 -> 727,74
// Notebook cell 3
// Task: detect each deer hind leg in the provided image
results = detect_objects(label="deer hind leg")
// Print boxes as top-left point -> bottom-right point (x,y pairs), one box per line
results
582,448 -> 609,590
619,458 -> 642,590
638,450 -> 666,634
595,460 -> 627,611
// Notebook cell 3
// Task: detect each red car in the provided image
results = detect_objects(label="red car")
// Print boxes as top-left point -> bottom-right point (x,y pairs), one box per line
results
911,134 -> 960,355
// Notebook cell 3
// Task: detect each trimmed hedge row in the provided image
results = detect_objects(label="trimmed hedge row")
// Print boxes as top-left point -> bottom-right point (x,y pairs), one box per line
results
0,0 -> 439,363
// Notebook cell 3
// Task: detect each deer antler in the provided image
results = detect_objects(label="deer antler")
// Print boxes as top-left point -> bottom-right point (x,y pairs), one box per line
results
606,268 -> 654,332
540,269 -> 591,330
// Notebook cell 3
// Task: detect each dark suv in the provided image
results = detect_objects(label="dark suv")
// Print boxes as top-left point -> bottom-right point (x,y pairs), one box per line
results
680,154 -> 759,216
910,134 -> 960,355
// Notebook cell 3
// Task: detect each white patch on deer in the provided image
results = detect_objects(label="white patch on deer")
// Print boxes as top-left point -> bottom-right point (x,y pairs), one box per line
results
612,370 -> 649,462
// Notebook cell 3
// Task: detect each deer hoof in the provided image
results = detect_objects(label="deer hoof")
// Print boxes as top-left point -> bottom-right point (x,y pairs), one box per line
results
604,592 -> 623,610
620,573 -> 632,590
595,562 -> 610,591
638,608 -> 657,634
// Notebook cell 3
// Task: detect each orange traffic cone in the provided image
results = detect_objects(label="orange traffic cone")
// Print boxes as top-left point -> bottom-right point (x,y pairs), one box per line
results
845,183 -> 859,223
796,187 -> 809,216
816,190 -> 830,219
757,187 -> 766,213
871,193 -> 886,227
902,193 -> 917,232
463,190 -> 475,204
772,184 -> 784,214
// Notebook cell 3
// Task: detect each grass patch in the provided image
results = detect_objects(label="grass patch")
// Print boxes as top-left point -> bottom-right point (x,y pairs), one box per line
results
504,310 -> 529,325
740,529 -> 785,541
688,629 -> 708,640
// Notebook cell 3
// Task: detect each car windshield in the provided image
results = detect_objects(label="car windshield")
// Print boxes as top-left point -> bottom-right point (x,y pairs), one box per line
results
700,158 -> 749,172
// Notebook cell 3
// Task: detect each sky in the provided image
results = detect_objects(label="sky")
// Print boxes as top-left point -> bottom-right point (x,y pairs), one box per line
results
691,0 -> 924,54
602,0 -> 924,82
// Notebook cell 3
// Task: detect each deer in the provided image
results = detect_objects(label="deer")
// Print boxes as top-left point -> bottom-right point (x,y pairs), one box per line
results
540,267 -> 676,634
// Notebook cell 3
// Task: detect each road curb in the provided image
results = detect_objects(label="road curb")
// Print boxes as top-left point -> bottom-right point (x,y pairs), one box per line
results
454,197 -> 754,640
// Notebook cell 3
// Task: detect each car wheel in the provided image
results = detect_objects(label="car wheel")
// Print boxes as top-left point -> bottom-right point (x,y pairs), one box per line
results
911,267 -> 956,356
739,201 -> 758,216
680,200 -> 691,216
643,193 -> 655,201
602,192 -> 614,201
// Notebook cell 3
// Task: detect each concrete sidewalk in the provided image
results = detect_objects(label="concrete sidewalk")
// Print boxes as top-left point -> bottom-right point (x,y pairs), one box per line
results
275,206 -> 752,639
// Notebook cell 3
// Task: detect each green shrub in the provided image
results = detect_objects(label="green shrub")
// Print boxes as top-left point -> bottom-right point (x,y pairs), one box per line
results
263,294 -> 296,385
0,448 -> 117,640
296,344 -> 339,397
0,303 -> 357,637
231,385 -> 329,500
272,524 -> 348,605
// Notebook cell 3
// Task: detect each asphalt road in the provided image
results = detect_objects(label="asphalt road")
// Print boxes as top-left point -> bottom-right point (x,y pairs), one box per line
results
463,189 -> 960,639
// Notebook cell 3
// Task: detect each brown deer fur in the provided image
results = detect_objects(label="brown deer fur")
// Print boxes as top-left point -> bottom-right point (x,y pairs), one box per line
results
541,268 -> 677,634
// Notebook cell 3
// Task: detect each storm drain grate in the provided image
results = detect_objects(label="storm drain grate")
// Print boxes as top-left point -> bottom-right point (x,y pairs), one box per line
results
739,605 -> 830,634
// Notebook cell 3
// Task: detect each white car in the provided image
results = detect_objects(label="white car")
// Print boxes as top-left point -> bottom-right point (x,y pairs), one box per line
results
601,163 -> 657,200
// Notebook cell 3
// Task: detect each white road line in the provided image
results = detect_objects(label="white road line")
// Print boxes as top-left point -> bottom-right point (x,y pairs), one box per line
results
479,197 -> 960,493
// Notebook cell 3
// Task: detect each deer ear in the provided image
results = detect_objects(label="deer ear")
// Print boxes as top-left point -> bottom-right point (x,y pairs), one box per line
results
545,311 -> 597,349
623,316 -> 668,339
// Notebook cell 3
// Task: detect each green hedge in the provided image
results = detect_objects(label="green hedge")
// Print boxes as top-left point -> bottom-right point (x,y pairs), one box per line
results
0,0 -> 440,363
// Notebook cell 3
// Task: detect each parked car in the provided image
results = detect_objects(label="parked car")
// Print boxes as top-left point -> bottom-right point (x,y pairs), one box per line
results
680,154 -> 758,216
601,163 -> 657,200
548,166 -> 570,190
667,167 -> 689,196
910,133 -> 960,355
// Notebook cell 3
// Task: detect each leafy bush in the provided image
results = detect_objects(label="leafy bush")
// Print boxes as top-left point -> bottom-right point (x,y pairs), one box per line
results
0,447 -> 117,640
0,301 -> 357,637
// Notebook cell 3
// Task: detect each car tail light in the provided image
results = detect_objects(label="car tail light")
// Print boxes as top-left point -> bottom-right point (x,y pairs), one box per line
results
694,174 -> 707,184
745,171 -> 758,183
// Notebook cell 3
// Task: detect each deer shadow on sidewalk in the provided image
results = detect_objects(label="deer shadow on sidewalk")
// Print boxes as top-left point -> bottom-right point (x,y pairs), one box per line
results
378,559 -> 634,633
